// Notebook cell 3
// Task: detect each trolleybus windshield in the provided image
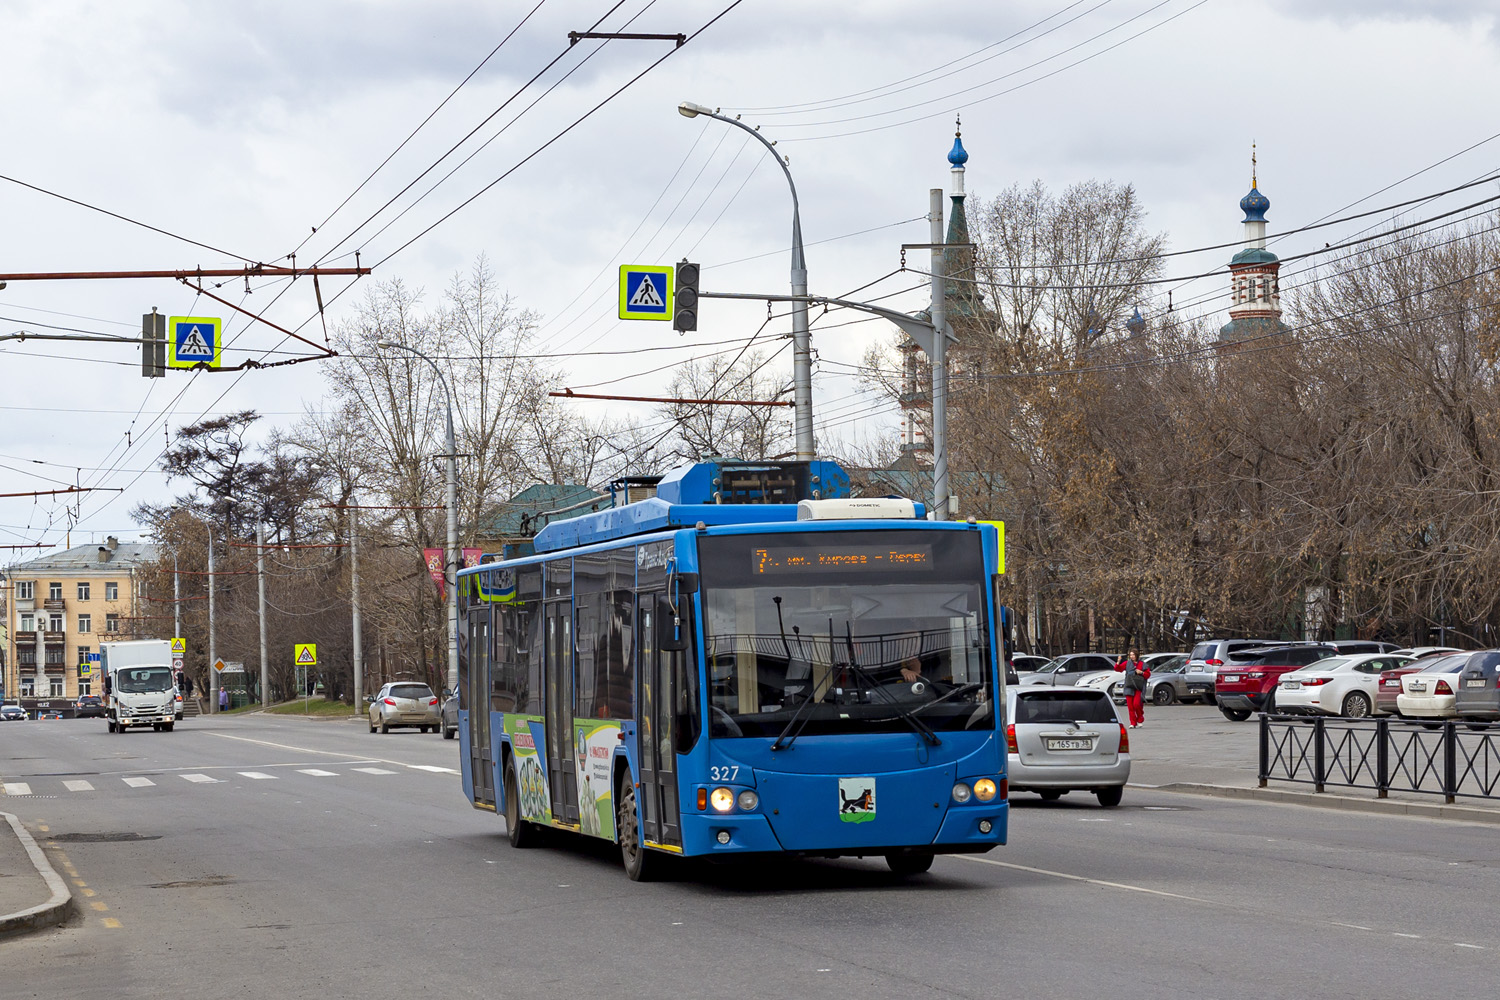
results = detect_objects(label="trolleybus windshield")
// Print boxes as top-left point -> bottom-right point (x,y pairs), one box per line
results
699,530 -> 994,739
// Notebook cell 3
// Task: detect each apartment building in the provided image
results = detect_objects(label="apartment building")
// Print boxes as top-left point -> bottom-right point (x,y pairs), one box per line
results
2,536 -> 158,714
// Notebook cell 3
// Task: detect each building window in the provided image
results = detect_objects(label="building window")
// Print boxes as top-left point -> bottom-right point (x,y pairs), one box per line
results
45,647 -> 64,666
49,582 -> 63,601
21,677 -> 34,697
78,614 -> 92,634
106,614 -> 119,633
78,679 -> 92,696
105,581 -> 119,601
19,649 -> 35,667
15,581 -> 34,600
49,613 -> 64,632
50,676 -> 64,697
20,613 -> 34,633
78,581 -> 91,601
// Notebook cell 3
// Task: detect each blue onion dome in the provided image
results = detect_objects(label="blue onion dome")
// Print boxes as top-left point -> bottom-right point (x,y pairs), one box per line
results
1126,306 -> 1146,336
1240,185 -> 1270,222
948,131 -> 968,167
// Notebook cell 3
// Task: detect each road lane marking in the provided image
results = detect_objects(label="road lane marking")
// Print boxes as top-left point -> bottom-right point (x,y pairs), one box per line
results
1333,923 -> 1373,931
1456,943 -> 1485,949
297,769 -> 338,777
3,782 -> 32,795
239,772 -> 278,780
208,731 -> 459,773
103,918 -> 121,929
1394,933 -> 1422,939
63,780 -> 95,792
122,777 -> 155,788
181,774 -> 219,783
90,901 -> 108,912
353,767 -> 397,775
955,856 -> 1220,904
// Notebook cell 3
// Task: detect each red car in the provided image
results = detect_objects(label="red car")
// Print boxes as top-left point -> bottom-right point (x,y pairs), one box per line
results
1376,650 -> 1468,715
1216,644 -> 1338,721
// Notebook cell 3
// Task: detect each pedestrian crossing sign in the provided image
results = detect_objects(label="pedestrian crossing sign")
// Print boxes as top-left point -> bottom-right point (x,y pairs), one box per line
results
171,637 -> 187,654
295,643 -> 317,666
618,265 -> 674,321
168,316 -> 222,369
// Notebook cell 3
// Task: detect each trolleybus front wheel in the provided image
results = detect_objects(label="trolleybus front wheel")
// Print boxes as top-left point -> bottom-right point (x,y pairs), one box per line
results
503,764 -> 539,849
885,852 -> 935,876
616,781 -> 663,882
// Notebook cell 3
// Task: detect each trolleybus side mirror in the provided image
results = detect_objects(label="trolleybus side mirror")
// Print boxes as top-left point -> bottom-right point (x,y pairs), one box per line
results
658,595 -> 689,652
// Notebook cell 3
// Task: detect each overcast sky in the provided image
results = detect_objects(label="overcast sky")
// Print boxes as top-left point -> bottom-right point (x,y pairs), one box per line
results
1,0 -> 1496,552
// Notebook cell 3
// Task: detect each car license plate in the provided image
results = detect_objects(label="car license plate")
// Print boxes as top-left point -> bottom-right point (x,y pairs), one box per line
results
1045,738 -> 1092,751
1283,681 -> 1301,689
1222,675 -> 1240,683
1410,683 -> 1426,692
1466,679 -> 1487,688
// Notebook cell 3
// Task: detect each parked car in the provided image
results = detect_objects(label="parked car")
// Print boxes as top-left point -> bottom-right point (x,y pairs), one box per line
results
1454,650 -> 1500,722
440,690 -> 458,739
1074,669 -> 1122,701
1005,686 -> 1130,807
1397,655 -> 1471,721
1322,640 -> 1402,656
1185,639 -> 1292,705
1,704 -> 26,721
1215,644 -> 1339,720
1274,653 -> 1415,718
1377,660 -> 1446,716
1142,654 -> 1201,705
1389,646 -> 1463,660
74,695 -> 106,718
39,711 -> 64,720
368,682 -> 441,734
1018,653 -> 1117,687
1011,654 -> 1051,673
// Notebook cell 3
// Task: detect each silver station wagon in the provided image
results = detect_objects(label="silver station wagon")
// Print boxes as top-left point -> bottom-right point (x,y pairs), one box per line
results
1005,686 -> 1131,807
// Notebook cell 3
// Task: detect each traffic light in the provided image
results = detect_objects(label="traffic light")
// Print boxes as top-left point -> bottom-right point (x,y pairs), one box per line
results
674,260 -> 699,332
141,309 -> 166,377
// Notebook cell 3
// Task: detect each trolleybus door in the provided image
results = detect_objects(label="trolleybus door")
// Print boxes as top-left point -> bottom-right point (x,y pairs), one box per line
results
469,611 -> 494,806
637,593 -> 681,847
545,605 -> 578,825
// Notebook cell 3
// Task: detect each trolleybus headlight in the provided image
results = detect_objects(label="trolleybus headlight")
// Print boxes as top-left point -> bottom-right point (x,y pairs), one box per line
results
951,782 -> 972,803
710,787 -> 735,813
973,778 -> 998,802
737,790 -> 759,811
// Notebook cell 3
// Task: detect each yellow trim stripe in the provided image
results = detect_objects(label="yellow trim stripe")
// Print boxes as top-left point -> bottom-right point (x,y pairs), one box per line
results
472,801 -> 496,812
644,841 -> 683,854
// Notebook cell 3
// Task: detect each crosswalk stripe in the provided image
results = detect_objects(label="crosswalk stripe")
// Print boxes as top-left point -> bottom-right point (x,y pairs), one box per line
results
238,772 -> 277,780
4,782 -> 33,795
352,767 -> 397,775
409,765 -> 459,774
181,774 -> 218,783
122,777 -> 155,788
297,769 -> 338,777
64,780 -> 95,792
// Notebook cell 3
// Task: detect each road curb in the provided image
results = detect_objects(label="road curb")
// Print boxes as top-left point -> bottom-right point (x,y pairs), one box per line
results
0,811 -> 74,938
1147,781 -> 1500,825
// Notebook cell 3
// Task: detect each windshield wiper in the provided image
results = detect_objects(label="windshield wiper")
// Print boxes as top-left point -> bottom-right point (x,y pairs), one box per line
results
771,602 -> 820,751
909,682 -> 982,717
842,620 -> 941,747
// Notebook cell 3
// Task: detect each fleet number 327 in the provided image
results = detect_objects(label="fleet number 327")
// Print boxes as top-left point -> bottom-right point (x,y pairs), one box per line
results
708,765 -> 740,782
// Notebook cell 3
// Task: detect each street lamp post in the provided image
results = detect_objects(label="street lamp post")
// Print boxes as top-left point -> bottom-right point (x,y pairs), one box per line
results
376,340 -> 460,696
678,101 -> 814,461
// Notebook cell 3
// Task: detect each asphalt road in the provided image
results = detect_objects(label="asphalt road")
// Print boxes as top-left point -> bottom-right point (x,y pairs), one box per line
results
4,713 -> 1500,999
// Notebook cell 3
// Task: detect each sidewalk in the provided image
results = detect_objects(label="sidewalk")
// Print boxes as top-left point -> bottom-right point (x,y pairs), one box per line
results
0,811 -> 73,937
1125,703 -> 1500,825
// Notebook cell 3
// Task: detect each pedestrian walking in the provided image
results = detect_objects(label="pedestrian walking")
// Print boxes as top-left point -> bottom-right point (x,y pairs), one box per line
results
1115,647 -> 1150,729
219,686 -> 229,713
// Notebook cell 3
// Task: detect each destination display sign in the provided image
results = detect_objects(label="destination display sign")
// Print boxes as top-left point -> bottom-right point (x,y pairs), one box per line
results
752,544 -> 933,575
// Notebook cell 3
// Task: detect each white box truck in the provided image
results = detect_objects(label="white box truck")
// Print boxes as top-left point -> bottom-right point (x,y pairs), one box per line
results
100,639 -> 178,732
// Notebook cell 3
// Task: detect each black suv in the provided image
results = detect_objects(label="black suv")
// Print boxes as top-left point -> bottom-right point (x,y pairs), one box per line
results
75,695 -> 106,718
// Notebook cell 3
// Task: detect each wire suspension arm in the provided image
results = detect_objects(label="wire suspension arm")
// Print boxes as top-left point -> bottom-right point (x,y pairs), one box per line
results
180,279 -> 337,357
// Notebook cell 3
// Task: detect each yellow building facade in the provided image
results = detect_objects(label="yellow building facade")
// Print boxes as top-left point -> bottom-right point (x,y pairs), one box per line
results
2,537 -> 156,715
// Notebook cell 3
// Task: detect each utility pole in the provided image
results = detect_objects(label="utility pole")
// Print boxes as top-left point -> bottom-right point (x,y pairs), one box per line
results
257,523 -> 269,708
928,188 -> 950,521
173,554 -> 180,638
350,508 -> 364,709
207,533 -> 218,712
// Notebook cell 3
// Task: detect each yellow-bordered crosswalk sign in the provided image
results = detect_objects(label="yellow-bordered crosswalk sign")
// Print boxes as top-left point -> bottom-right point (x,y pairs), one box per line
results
168,316 -> 222,369
294,643 -> 317,666
171,637 -> 187,654
619,265 -> 674,321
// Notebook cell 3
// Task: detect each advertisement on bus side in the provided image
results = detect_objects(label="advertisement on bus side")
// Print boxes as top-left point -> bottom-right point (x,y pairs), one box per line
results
504,715 -> 552,825
575,718 -> 620,840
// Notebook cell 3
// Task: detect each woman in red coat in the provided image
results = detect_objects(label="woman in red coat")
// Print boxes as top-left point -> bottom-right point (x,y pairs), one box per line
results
1115,647 -> 1150,728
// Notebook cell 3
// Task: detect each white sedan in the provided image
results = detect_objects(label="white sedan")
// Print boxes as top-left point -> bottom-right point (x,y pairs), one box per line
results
1397,657 -> 1469,719
1275,654 -> 1414,718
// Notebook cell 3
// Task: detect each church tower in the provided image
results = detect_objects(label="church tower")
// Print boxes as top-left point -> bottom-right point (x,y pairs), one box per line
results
1218,147 -> 1289,346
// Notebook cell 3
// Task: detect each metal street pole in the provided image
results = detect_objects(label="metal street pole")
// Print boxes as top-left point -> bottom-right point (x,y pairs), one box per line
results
678,101 -> 814,461
928,188 -> 949,521
350,507 -> 364,709
173,554 -> 180,639
376,340 -> 460,695
207,532 -> 218,712
257,522 -> 269,707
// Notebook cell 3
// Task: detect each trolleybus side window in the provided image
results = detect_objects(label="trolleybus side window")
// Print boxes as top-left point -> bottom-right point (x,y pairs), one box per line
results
518,565 -> 543,714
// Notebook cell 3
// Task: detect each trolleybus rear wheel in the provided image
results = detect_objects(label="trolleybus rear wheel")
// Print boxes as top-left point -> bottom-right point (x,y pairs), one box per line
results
886,852 -> 934,875
616,781 -> 662,882
504,764 -> 539,849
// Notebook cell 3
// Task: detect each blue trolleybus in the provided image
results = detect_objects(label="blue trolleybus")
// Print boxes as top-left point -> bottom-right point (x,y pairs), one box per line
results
454,460 -> 1008,880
